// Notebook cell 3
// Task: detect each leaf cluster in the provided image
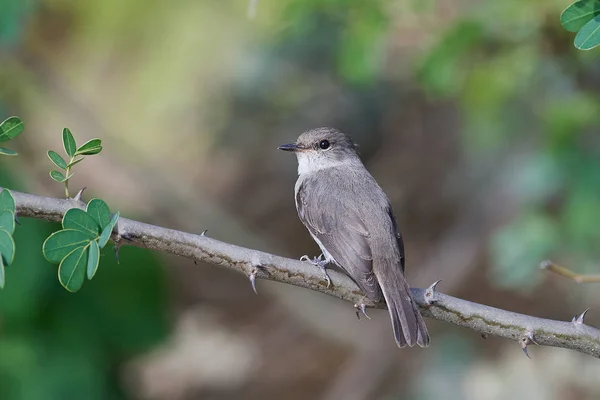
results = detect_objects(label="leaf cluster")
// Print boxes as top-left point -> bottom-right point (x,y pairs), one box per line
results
0,189 -> 16,288
561,0 -> 600,50
47,128 -> 102,197
42,199 -> 119,292
0,116 -> 24,156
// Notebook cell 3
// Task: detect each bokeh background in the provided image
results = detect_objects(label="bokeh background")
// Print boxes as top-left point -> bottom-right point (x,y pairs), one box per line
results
2,0 -> 600,399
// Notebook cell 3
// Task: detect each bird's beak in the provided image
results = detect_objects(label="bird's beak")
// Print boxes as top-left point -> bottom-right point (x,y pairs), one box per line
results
278,143 -> 301,152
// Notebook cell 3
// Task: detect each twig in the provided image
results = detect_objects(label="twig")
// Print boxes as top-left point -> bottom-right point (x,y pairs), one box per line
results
5,187 -> 600,359
541,260 -> 600,283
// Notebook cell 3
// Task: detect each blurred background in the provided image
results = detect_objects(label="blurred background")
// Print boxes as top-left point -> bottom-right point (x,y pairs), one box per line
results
1,0 -> 600,399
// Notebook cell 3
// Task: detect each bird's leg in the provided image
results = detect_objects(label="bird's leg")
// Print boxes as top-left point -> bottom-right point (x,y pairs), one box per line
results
300,253 -> 332,288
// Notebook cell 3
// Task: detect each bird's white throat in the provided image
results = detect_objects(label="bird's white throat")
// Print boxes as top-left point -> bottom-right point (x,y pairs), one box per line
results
296,152 -> 350,175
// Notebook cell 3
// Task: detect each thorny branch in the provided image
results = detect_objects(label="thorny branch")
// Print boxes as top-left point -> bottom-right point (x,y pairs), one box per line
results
5,188 -> 600,359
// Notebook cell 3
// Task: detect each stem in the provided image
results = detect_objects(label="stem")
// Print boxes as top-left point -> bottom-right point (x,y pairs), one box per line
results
64,160 -> 72,198
541,261 -> 600,283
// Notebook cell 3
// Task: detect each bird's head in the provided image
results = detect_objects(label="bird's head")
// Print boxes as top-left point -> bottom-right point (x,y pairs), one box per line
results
278,127 -> 359,175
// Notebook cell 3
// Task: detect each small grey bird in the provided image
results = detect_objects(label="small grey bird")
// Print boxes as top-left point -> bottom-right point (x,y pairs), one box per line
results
279,127 -> 429,347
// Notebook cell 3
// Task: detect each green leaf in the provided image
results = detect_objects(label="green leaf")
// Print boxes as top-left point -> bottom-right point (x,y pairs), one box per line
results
0,189 -> 15,213
87,240 -> 99,280
0,116 -> 24,142
49,170 -> 67,182
0,210 -> 15,234
561,0 -> 600,33
109,211 -> 120,228
75,139 -> 102,156
0,255 -> 4,289
98,210 -> 119,249
62,208 -> 100,239
42,229 -> 93,263
98,224 -> 112,249
66,157 -> 85,168
574,15 -> 600,50
0,229 -> 15,265
47,150 -> 68,169
86,199 -> 111,229
0,147 -> 17,156
62,128 -> 76,157
58,245 -> 88,292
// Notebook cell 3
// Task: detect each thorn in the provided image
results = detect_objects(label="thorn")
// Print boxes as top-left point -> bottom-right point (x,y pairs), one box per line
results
249,269 -> 258,294
201,230 -> 208,237
572,308 -> 590,325
354,303 -> 371,320
519,330 -> 538,359
14,214 -> 21,226
425,279 -> 442,305
248,257 -> 267,294
73,187 -> 86,202
114,244 -> 120,264
193,260 -> 198,265
481,334 -> 488,339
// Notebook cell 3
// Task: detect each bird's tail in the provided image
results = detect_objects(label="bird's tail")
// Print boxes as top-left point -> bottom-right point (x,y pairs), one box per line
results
379,268 -> 429,348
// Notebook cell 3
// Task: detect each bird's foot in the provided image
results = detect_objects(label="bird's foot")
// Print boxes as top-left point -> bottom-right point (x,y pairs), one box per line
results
354,303 -> 371,320
300,254 -> 332,288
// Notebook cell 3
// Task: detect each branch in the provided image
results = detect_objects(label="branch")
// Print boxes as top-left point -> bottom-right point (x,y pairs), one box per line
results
541,260 -> 600,284
6,188 -> 600,359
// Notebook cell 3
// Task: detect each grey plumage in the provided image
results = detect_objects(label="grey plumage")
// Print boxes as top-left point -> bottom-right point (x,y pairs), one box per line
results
279,127 -> 429,347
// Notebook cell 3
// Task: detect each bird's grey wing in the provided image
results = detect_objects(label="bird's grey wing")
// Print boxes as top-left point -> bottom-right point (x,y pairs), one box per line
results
387,207 -> 405,272
296,179 -> 383,301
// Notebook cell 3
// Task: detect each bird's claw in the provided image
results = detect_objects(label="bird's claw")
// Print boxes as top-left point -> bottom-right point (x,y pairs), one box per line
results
300,254 -> 331,288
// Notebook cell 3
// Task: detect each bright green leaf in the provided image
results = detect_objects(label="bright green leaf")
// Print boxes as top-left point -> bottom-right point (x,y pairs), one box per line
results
574,15 -> 600,50
0,255 -> 4,289
109,211 -> 119,229
49,170 -> 67,182
0,147 -> 17,156
98,211 -> 119,249
47,150 -> 67,169
0,229 -> 15,265
0,189 -> 15,213
561,0 -> 600,32
86,199 -> 111,229
98,223 -> 112,249
62,208 -> 100,239
0,210 -> 15,234
42,229 -> 92,263
62,128 -> 76,157
87,240 -> 99,280
75,139 -> 102,156
0,116 -> 24,142
66,157 -> 85,168
58,245 -> 88,292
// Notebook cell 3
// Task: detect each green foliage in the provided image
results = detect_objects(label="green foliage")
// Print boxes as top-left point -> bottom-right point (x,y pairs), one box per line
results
47,150 -> 67,169
62,128 -> 76,158
48,127 -> 102,197
561,0 -> 600,50
0,217 -> 168,400
0,116 -> 23,156
75,139 -> 103,156
0,188 -> 17,288
42,199 -> 119,292
490,213 -> 559,291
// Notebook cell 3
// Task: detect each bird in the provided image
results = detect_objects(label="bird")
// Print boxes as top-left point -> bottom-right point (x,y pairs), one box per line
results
278,127 -> 429,347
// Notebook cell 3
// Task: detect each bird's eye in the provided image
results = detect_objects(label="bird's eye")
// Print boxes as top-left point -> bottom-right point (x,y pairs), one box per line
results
319,140 -> 330,150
